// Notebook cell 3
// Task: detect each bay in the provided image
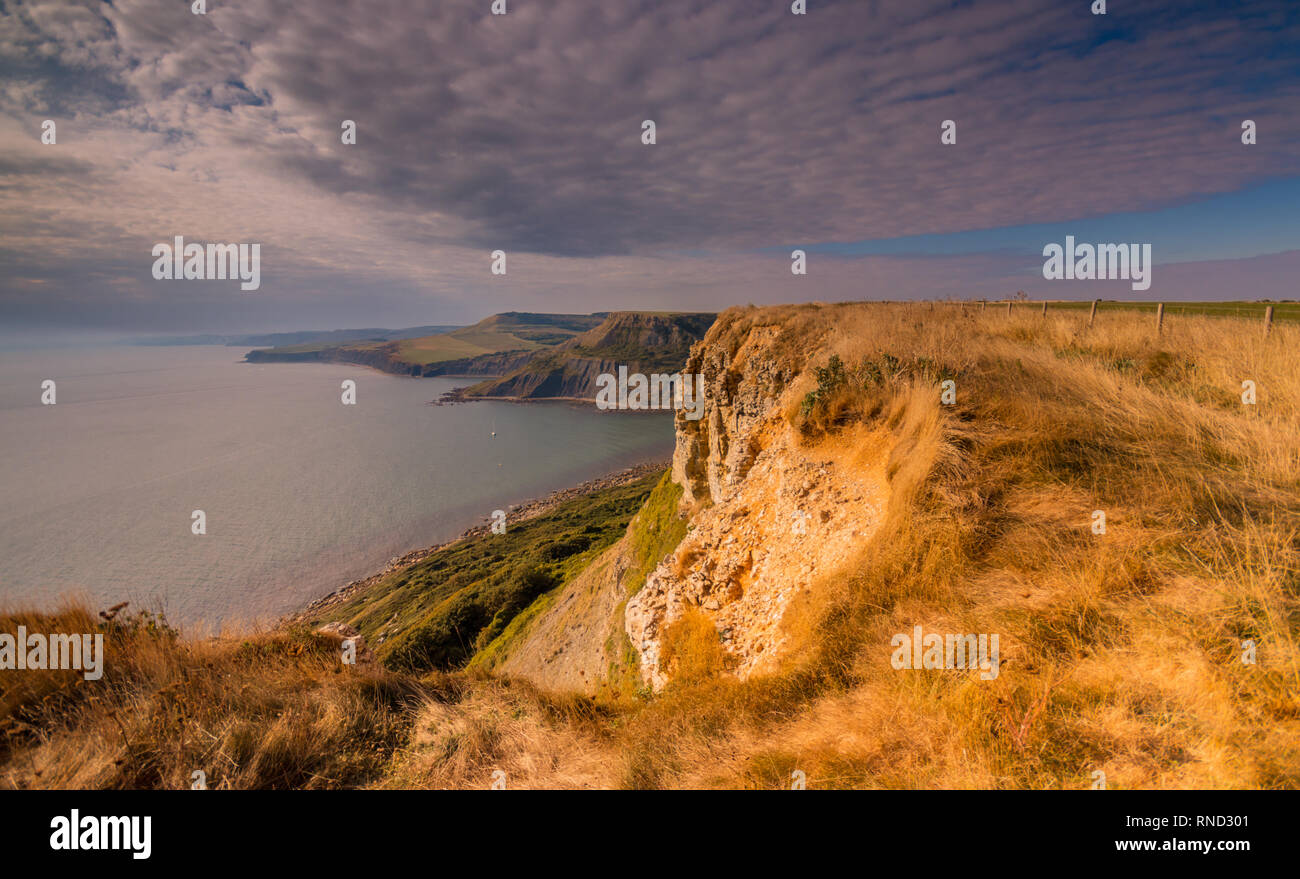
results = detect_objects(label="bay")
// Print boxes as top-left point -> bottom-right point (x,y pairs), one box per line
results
0,345 -> 673,630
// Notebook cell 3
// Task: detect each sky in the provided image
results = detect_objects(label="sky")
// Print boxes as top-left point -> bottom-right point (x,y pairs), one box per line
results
1,0 -> 1298,334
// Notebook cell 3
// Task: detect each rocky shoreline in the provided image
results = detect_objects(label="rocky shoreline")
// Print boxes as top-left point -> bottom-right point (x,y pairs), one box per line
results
432,386 -> 678,410
285,461 -> 667,625
431,386 -> 595,405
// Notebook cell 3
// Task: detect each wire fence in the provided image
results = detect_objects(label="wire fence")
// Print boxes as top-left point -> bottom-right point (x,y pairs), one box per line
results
962,299 -> 1292,335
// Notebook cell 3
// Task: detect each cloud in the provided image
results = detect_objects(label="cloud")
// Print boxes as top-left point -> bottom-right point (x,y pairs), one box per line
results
1,0 -> 1298,329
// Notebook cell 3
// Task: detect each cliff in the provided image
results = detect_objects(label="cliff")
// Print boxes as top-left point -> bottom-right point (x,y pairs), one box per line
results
624,317 -> 887,688
496,305 -> 888,692
462,311 -> 716,399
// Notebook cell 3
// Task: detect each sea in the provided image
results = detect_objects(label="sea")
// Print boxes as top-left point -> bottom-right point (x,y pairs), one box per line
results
0,344 -> 674,630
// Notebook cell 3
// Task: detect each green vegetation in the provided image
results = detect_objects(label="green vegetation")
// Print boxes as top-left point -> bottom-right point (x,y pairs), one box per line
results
798,350 -> 956,431
799,353 -> 848,417
621,471 -> 688,599
598,472 -> 690,696
309,470 -> 665,673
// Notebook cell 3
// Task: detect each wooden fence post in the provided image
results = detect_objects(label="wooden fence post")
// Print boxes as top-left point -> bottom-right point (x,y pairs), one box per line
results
1155,302 -> 1165,335
1088,299 -> 1099,327
1006,301 -> 1013,316
1265,305 -> 1274,337
1041,301 -> 1048,317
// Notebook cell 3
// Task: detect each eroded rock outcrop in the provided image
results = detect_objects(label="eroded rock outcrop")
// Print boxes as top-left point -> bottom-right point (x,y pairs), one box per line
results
492,311 -> 886,694
625,318 -> 885,689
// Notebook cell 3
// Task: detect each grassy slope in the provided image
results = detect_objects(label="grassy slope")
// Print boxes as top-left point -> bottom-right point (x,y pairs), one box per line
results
388,313 -> 607,365
469,471 -> 689,688
603,472 -> 689,695
563,311 -> 716,369
620,472 -> 687,603
0,472 -> 662,789
0,605 -> 431,789
306,471 -> 662,671
390,330 -> 534,365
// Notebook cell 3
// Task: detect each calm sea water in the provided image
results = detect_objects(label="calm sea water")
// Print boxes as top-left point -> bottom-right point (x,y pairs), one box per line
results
0,346 -> 673,629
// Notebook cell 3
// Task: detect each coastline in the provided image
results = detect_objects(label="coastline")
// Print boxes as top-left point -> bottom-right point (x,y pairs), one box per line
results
435,385 -> 591,405
285,460 -> 668,626
433,386 -> 681,410
429,384 -> 596,406
240,358 -> 605,406
243,349 -> 502,383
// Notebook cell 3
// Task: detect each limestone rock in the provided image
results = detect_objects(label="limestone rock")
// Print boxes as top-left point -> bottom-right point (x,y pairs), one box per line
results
628,318 -> 885,690
315,622 -> 374,663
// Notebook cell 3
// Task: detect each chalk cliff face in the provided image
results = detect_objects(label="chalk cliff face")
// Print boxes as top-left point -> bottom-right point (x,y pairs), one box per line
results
669,324 -> 793,507
624,317 -> 885,688
500,309 -> 885,693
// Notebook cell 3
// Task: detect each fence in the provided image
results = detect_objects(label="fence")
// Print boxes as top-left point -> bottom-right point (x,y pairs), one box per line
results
972,299 -> 1285,336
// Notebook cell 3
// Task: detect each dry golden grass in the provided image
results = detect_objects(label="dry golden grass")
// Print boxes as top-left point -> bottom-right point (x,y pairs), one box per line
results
0,604 -> 431,789
659,609 -> 734,684
697,302 -> 1300,789
4,302 -> 1297,789
377,674 -> 617,789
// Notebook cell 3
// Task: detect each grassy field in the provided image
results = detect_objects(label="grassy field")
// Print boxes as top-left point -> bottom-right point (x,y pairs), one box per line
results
4,302 -> 1297,789
254,312 -> 606,365
390,330 -> 535,365
391,313 -> 605,365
